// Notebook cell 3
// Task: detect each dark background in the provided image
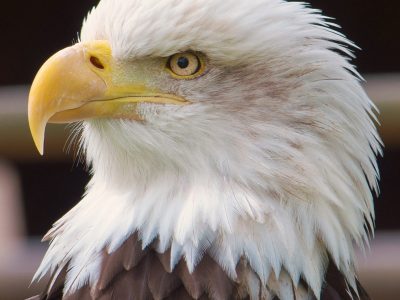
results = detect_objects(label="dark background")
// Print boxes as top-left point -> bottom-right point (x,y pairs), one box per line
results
0,1 -> 399,236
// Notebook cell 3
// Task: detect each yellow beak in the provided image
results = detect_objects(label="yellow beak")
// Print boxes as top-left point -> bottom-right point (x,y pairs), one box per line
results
28,40 -> 187,155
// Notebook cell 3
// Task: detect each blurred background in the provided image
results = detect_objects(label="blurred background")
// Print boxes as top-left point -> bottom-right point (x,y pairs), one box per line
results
0,1 -> 399,299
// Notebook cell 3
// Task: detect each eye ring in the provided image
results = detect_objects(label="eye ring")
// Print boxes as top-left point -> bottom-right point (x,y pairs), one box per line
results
167,52 -> 206,79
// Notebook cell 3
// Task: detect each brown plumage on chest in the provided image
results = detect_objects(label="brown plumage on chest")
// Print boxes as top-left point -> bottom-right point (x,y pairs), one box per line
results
28,232 -> 370,300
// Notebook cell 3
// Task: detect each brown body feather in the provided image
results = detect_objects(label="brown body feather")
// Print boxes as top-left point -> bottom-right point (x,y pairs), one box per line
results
28,232 -> 370,300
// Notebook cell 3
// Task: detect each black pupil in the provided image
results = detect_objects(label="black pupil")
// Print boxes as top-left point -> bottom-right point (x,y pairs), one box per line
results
177,57 -> 189,69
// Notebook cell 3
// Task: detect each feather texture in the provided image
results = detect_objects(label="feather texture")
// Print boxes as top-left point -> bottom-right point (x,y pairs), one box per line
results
30,233 -> 370,299
31,0 -> 380,298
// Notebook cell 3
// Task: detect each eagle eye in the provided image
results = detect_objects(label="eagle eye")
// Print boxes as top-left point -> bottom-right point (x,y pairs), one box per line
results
167,52 -> 205,79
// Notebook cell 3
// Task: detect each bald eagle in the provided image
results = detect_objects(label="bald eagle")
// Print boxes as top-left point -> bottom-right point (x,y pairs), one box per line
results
28,0 -> 380,299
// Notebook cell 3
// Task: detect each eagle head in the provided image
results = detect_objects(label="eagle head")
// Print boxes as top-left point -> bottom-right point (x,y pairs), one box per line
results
28,0 -> 381,299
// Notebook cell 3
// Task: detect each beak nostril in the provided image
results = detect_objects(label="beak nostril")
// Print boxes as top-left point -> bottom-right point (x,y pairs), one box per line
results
90,56 -> 105,70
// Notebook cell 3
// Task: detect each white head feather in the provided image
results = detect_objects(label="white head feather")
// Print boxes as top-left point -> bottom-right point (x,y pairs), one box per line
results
34,0 -> 381,297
